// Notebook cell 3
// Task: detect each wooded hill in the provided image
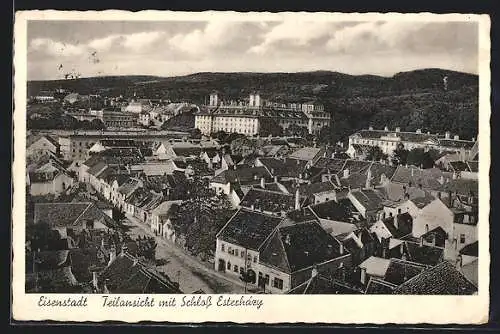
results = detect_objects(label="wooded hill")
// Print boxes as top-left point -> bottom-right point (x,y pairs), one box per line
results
28,68 -> 479,143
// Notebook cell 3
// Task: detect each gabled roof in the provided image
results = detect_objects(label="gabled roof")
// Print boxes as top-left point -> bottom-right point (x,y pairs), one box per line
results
151,200 -> 182,217
381,213 -> 413,239
260,221 -> 344,273
309,199 -> 361,223
391,166 -> 453,191
421,226 -> 448,248
258,157 -> 308,178
288,147 -> 322,162
34,202 -> 113,228
439,178 -> 478,197
359,256 -> 391,277
239,188 -> 298,213
211,166 -> 271,185
402,242 -> 444,266
117,177 -> 141,196
383,258 -> 427,286
349,189 -> 385,211
299,181 -> 337,197
393,261 -> 477,295
459,241 -> 478,257
217,209 -> 283,251
98,252 -> 182,293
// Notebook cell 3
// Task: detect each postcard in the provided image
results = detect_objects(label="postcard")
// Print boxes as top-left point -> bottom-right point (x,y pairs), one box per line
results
12,10 -> 490,324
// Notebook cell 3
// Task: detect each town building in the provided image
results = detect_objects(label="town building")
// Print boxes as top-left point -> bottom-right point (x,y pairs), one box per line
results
195,92 -> 331,136
347,127 -> 477,158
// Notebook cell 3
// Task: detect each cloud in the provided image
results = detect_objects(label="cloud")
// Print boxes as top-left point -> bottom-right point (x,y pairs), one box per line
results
168,21 -> 249,55
122,31 -> 165,51
30,38 -> 86,57
248,21 -> 338,54
88,35 -> 121,50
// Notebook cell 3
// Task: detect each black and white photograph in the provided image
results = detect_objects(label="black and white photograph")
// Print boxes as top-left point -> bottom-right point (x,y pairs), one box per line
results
12,11 -> 490,323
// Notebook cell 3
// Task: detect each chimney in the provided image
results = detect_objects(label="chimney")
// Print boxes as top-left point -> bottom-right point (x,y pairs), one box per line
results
343,169 -> 349,179
395,127 -> 401,133
260,177 -> 265,189
445,131 -> 451,139
453,135 -> 459,140
472,137 -> 476,142
384,126 -> 389,132
339,242 -> 344,255
295,188 -> 301,210
285,234 -> 291,245
274,176 -> 278,183
369,126 -> 373,131
456,256 -> 463,270
121,244 -> 128,255
133,257 -> 139,267
416,129 -> 422,134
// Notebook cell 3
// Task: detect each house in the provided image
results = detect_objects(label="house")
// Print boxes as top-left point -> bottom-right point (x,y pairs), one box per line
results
392,261 -> 477,295
116,177 -> 143,210
309,199 -> 364,237
381,258 -> 427,286
28,161 -> 74,196
33,202 -> 112,238
239,187 -> 306,216
298,181 -> 338,205
370,213 -> 413,241
95,251 -> 182,293
215,209 -> 284,287
255,157 -> 309,180
358,256 -> 391,285
258,221 -> 351,293
150,200 -> 182,238
347,188 -> 385,221
200,149 -> 222,169
27,136 -> 60,157
25,250 -> 80,293
287,272 -> 362,294
210,166 -> 272,196
412,198 -> 455,238
288,147 -> 324,165
337,228 -> 379,266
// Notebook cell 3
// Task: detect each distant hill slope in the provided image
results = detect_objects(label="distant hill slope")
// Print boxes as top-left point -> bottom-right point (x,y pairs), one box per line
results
27,69 -> 478,142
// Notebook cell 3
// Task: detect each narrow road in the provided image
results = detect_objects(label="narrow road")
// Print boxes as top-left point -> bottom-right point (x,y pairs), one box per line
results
123,214 -> 258,294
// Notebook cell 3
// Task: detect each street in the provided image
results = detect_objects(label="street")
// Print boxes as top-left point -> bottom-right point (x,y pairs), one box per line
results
123,214 -> 259,294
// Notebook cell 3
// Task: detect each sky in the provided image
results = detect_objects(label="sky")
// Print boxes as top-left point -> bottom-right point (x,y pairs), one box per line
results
26,20 -> 479,81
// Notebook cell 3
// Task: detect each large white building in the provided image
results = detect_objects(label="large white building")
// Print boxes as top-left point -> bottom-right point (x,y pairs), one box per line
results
347,127 -> 477,159
195,92 -> 331,136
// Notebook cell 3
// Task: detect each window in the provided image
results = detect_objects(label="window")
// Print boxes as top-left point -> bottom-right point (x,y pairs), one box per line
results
253,256 -> 257,263
460,234 -> 466,244
247,254 -> 252,261
273,278 -> 284,290
240,267 -> 245,275
265,274 -> 270,285
241,252 -> 244,258
233,265 -> 238,273
227,261 -> 231,270
235,249 -> 239,257
221,243 -> 225,252
398,208 -> 402,214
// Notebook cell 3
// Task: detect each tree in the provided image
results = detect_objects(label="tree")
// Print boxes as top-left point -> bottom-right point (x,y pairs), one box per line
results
366,146 -> 388,162
391,143 -> 409,166
286,124 -> 308,137
259,118 -> 283,137
90,118 -> 106,130
26,222 -> 63,252
406,148 -> 436,169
